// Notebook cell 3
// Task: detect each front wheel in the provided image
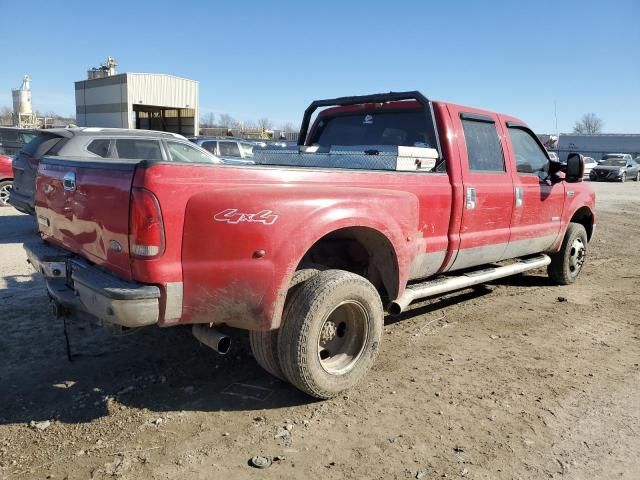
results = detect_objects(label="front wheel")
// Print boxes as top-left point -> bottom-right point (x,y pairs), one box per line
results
621,172 -> 626,183
0,181 -> 12,206
277,270 -> 383,399
548,223 -> 588,285
635,171 -> 640,182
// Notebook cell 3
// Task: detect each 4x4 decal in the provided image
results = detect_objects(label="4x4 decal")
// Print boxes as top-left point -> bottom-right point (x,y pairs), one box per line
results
214,209 -> 278,225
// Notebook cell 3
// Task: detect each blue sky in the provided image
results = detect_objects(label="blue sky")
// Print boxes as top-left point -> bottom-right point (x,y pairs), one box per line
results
1,0 -> 638,133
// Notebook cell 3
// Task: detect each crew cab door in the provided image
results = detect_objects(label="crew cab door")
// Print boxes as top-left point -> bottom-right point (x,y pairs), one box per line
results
500,121 -> 565,258
448,108 -> 514,270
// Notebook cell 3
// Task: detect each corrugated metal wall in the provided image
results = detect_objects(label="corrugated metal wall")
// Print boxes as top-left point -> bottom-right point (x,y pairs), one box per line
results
556,134 -> 640,160
126,74 -> 198,110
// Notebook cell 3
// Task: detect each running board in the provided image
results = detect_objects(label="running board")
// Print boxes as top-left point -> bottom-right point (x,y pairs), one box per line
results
389,254 -> 551,314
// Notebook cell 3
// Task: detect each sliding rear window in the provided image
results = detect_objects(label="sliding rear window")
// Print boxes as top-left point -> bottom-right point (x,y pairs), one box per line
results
309,110 -> 438,149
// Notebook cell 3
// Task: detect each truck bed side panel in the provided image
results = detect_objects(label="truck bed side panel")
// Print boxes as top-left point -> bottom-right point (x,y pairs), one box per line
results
135,164 -> 453,329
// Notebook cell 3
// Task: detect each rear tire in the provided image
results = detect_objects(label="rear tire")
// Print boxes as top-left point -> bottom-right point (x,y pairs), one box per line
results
249,267 -> 324,381
0,181 -> 12,206
548,223 -> 588,285
278,270 -> 383,399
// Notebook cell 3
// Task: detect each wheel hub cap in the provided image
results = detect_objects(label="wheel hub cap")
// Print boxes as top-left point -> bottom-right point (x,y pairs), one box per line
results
317,300 -> 369,376
568,238 -> 586,275
321,321 -> 337,343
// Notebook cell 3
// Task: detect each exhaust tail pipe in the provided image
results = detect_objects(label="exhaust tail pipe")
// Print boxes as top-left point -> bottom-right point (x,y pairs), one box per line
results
192,324 -> 232,355
390,254 -> 551,314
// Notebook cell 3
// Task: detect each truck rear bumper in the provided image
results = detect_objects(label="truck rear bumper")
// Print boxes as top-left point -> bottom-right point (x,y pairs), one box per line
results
24,240 -> 160,328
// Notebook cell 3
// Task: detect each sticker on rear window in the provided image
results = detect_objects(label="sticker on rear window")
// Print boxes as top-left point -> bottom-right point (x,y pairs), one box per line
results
363,114 -> 373,125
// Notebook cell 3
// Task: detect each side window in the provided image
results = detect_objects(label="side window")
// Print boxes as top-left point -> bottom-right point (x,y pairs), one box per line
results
166,140 -> 217,163
201,141 -> 218,155
219,141 -> 241,157
87,139 -> 110,158
508,128 -> 549,175
115,139 -> 163,160
46,138 -> 69,156
461,119 -> 505,172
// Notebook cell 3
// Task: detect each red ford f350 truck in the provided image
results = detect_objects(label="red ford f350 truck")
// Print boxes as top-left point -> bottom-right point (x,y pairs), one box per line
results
25,92 -> 595,399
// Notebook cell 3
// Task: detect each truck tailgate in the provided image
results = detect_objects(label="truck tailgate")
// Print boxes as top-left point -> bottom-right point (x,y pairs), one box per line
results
35,157 -> 139,280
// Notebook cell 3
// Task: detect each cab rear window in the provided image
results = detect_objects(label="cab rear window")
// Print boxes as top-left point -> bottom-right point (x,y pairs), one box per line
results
309,110 -> 437,149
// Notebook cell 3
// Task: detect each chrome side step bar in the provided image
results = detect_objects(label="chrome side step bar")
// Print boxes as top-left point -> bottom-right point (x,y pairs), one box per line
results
390,254 -> 551,314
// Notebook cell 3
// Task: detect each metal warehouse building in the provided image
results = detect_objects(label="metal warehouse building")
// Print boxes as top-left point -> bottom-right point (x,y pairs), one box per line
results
75,72 -> 199,136
557,134 -> 640,160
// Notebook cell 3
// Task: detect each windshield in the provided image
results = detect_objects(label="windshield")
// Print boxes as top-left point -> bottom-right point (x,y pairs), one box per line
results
599,159 -> 626,166
601,154 -> 624,160
309,110 -> 437,148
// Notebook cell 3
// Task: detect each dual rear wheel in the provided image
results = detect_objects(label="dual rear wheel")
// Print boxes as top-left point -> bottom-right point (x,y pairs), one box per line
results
250,269 -> 383,399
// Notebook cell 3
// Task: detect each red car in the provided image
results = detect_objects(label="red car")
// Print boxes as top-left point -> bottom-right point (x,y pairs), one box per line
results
0,154 -> 14,206
25,91 -> 595,398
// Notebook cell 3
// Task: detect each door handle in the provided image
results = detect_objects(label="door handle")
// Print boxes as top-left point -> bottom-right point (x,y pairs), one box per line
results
465,187 -> 476,210
515,186 -> 523,208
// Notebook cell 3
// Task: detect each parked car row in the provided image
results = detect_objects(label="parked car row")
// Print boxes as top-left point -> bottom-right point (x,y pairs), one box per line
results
7,128 -> 221,213
188,136 -> 255,164
546,151 -> 640,182
589,153 -> 640,182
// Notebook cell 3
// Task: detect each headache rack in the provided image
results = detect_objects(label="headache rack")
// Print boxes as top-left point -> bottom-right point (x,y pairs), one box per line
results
252,91 -> 444,172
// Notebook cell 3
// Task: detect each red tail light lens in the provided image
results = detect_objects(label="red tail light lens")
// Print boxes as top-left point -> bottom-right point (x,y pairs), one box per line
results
129,188 -> 165,258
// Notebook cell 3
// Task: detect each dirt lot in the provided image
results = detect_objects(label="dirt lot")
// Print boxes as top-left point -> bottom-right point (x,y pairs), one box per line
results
1,181 -> 638,480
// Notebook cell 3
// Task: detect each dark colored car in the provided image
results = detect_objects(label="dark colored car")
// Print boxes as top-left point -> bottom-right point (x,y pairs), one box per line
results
0,127 -> 38,157
589,155 -> 640,182
10,127 -> 218,215
0,154 -> 14,206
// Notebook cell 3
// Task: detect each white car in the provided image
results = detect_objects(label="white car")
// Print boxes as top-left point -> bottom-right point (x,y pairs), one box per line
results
583,156 -> 597,177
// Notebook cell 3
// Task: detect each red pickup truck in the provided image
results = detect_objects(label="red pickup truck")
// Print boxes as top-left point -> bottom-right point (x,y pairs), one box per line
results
25,92 -> 595,399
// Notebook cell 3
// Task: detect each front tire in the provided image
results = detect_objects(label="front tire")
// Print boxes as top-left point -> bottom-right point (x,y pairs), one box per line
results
278,270 -> 383,399
621,172 -> 626,183
548,223 -> 588,285
635,172 -> 640,182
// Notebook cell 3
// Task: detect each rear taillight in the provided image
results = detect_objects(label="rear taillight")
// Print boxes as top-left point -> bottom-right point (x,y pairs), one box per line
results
129,188 -> 165,258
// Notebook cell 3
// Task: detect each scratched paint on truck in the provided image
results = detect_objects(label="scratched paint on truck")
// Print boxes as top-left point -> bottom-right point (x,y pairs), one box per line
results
36,161 -> 133,280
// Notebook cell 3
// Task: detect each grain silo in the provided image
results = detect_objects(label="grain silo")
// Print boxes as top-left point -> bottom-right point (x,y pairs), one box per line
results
12,75 -> 37,128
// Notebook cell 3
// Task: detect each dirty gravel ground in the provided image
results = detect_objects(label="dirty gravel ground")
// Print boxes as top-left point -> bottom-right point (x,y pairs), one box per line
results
1,182 -> 638,480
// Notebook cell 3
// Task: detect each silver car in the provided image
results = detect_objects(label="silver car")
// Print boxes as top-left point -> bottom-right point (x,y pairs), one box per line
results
189,137 -> 255,165
10,128 -> 220,215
